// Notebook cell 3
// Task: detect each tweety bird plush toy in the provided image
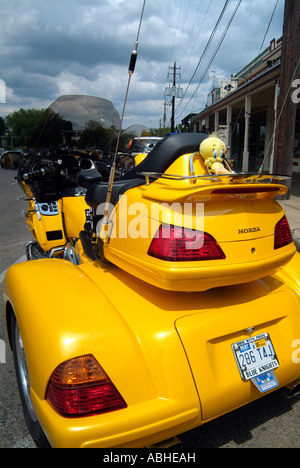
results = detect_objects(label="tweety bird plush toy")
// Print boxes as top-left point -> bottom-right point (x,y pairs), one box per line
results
199,135 -> 231,175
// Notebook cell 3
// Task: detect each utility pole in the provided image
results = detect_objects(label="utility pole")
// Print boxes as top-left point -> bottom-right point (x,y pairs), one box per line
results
171,62 -> 177,133
273,0 -> 300,177
166,62 -> 183,133
162,101 -> 167,136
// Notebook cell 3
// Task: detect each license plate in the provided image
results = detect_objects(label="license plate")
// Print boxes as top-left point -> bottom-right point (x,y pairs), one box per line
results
232,333 -> 279,381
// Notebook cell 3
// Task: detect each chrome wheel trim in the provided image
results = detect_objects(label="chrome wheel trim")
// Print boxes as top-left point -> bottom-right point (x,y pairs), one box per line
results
14,323 -> 38,422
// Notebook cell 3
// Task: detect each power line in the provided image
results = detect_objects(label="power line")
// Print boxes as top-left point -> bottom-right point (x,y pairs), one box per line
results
173,0 -> 192,63
181,0 -> 213,78
179,0 -> 230,104
176,0 -> 242,120
169,0 -> 183,65
164,0 -> 226,128
259,0 -> 279,54
166,62 -> 182,132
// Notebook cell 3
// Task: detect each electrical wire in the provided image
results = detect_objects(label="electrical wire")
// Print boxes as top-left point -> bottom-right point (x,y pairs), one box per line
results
174,0 -> 192,64
179,0 -> 230,104
259,0 -> 279,54
176,0 -> 242,120
169,0 -> 183,65
258,54 -> 300,173
181,0 -> 213,77
164,0 -> 229,129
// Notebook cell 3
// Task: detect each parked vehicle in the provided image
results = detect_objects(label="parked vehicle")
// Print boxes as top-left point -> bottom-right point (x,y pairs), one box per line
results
127,136 -> 162,155
2,94 -> 300,448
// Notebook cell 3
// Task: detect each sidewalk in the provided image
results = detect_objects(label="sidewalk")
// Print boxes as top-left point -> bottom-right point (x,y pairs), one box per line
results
280,172 -> 300,250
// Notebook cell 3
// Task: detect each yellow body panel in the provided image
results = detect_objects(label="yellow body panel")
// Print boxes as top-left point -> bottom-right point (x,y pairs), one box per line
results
4,253 -> 300,447
103,156 -> 295,291
134,153 -> 147,166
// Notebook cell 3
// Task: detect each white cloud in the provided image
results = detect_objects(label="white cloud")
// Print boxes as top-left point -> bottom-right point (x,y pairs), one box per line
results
0,0 -> 285,127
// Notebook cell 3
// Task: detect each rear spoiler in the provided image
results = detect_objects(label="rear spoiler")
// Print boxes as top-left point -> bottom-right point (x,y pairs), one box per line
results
137,172 -> 290,203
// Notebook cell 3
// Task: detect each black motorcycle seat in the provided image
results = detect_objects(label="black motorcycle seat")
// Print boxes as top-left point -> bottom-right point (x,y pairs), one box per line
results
85,133 -> 208,208
85,178 -> 145,208
78,169 -> 103,188
122,132 -> 208,179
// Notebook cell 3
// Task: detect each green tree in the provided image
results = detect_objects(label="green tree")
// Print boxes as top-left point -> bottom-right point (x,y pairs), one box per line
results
34,109 -> 65,147
0,116 -> 6,137
79,124 -> 116,150
5,108 -> 45,146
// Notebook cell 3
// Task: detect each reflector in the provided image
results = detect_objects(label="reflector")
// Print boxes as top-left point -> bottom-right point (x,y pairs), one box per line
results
274,215 -> 293,250
46,355 -> 127,417
148,224 -> 225,261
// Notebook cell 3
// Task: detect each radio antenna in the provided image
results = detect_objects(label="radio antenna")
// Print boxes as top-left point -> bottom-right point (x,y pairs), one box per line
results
100,0 -> 146,242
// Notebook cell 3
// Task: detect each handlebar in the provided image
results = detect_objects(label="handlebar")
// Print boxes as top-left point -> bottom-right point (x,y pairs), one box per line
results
22,166 -> 55,181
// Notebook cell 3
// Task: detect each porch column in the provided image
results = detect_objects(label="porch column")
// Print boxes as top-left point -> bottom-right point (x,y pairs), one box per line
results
226,105 -> 232,157
263,106 -> 273,171
270,80 -> 279,172
205,116 -> 209,133
242,95 -> 251,172
214,111 -> 219,134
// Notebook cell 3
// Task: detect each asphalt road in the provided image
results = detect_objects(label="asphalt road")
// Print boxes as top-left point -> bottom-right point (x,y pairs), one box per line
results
1,167 -> 300,449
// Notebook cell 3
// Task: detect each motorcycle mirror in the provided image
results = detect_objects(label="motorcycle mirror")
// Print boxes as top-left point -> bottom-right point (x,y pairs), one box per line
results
0,151 -> 23,170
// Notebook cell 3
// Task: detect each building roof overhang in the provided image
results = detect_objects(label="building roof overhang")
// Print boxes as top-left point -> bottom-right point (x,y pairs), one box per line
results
192,62 -> 280,123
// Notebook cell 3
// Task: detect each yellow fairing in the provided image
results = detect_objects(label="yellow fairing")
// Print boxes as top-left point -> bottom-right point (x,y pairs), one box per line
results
4,253 -> 300,447
26,199 -> 66,251
25,196 -> 88,252
61,196 -> 88,238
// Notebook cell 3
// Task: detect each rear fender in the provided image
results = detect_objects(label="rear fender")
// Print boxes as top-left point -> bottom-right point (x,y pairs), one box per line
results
3,259 -> 155,403
275,251 -> 300,294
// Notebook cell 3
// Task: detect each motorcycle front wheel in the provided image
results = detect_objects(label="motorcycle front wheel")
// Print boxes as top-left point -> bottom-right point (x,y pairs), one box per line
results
11,313 -> 51,448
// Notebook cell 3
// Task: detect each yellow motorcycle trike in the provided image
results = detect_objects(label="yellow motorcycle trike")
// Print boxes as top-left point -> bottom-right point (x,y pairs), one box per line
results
2,95 -> 300,448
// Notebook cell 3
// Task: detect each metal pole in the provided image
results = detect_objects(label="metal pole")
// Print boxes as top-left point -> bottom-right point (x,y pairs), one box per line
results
100,0 -> 146,243
171,62 -> 176,133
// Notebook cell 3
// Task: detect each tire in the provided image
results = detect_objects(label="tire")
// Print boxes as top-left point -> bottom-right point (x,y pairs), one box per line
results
11,313 -> 51,448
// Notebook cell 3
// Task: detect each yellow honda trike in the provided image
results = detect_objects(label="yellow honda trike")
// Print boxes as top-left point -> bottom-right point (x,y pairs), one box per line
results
2,95 -> 300,448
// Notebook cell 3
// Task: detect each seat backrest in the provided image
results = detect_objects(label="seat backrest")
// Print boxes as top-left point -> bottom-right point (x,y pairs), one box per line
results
85,178 -> 145,207
85,133 -> 209,207
122,132 -> 208,179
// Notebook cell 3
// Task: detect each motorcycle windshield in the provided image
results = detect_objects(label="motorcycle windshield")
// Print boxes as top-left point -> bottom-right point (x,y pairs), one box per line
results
33,95 -> 121,150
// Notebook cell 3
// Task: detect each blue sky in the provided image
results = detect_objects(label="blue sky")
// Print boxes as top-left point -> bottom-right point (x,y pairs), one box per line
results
0,0 -> 285,128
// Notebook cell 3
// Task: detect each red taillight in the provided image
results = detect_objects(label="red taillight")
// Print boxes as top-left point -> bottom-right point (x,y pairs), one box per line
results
274,215 -> 293,250
46,355 -> 127,418
148,224 -> 225,261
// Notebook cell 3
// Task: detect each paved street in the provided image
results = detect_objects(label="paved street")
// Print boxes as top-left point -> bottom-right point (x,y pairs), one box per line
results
0,169 -> 34,448
0,167 -> 300,449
